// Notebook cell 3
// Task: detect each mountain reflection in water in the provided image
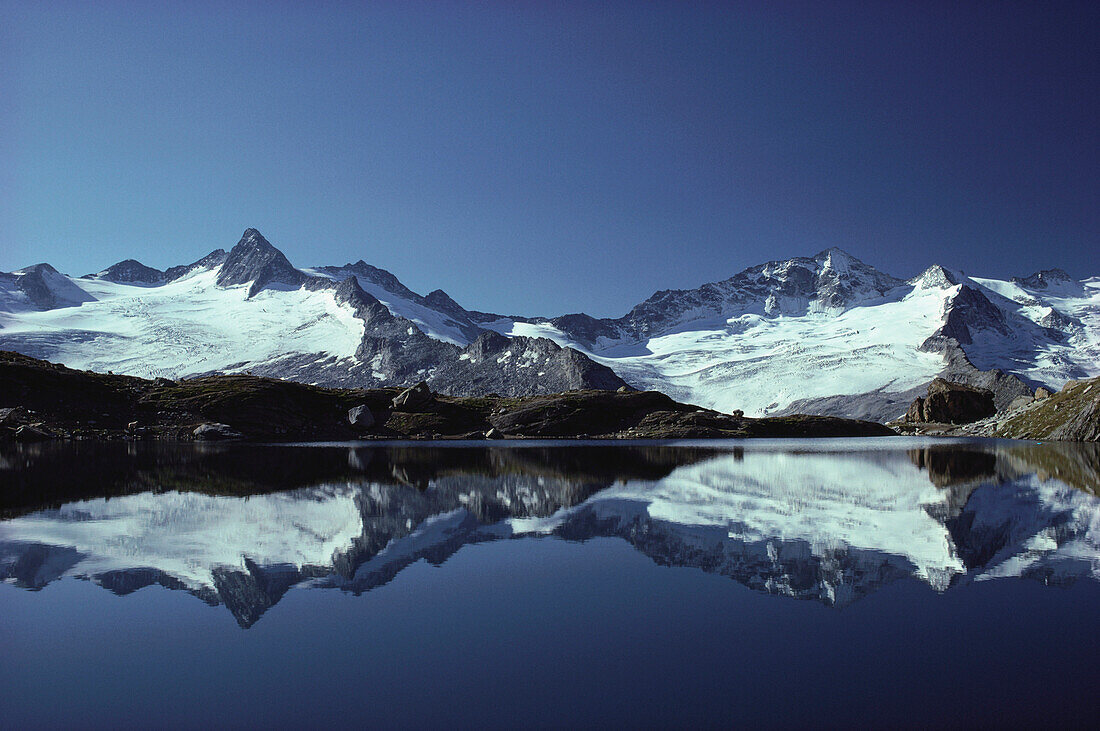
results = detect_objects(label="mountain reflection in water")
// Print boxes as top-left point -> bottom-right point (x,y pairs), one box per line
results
1,439 -> 1098,627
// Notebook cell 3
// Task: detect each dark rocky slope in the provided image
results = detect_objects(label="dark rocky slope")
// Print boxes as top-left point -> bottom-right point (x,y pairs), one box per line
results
896,376 -> 1100,443
989,376 -> 1100,442
0,351 -> 894,443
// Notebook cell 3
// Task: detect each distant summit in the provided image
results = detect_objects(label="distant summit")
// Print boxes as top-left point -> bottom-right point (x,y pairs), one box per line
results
2,263 -> 97,311
86,259 -> 166,284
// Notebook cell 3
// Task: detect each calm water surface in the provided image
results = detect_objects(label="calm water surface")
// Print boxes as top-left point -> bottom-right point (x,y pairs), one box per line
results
2,438 -> 1098,729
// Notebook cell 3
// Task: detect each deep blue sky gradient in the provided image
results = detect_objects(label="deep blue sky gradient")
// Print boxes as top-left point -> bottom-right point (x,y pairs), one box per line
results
3,1 -> 1097,317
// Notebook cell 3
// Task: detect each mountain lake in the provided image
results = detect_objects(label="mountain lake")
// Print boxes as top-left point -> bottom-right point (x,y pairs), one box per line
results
2,438 -> 1098,728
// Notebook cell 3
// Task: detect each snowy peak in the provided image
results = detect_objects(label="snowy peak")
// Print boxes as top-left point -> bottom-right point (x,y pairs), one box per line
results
86,259 -> 166,284
812,246 -> 859,271
617,248 -> 903,338
910,264 -> 962,290
807,248 -> 903,309
216,229 -> 308,296
2,263 -> 96,311
314,260 -> 485,345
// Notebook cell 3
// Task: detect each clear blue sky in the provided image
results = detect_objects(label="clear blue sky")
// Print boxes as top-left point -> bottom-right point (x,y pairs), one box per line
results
3,1 -> 1097,317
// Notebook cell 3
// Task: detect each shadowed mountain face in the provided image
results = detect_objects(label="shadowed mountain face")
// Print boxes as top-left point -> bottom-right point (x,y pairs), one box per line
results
2,440 -> 1097,627
84,259 -> 167,284
216,228 -> 310,296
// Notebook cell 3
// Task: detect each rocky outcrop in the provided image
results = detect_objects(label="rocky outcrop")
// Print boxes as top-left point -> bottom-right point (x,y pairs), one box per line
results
905,378 -> 995,425
921,337 -> 1033,411
392,382 -> 434,410
316,261 -> 486,344
433,331 -> 628,396
992,377 -> 1100,442
193,423 -> 244,440
281,277 -> 632,396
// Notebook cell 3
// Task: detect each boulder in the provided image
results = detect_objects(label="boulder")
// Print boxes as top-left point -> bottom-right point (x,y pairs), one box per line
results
616,386 -> 630,393
730,409 -> 744,419
127,420 -> 140,432
347,405 -> 375,429
1034,386 -> 1053,400
921,378 -> 996,424
904,397 -> 925,423
392,381 -> 435,410
193,422 -> 244,441
484,428 -> 502,439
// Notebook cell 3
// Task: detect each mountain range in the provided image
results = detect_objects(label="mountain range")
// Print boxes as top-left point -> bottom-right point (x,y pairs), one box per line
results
2,228 -> 1097,420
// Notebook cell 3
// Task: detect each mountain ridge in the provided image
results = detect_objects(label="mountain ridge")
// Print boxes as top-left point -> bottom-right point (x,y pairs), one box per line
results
2,228 -> 1097,418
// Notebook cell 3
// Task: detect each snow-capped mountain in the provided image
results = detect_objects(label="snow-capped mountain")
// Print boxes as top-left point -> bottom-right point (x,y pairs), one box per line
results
3,443 -> 1097,625
0,229 -> 626,396
485,254 -> 1099,419
1,228 -> 1097,416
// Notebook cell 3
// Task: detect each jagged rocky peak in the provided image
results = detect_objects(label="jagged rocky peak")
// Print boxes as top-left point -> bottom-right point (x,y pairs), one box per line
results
164,249 -> 228,280
618,247 -> 902,338
548,313 -> 621,347
813,246 -> 859,270
216,229 -> 307,296
733,248 -> 901,306
424,288 -> 466,316
808,247 -> 903,308
87,259 -> 166,284
319,259 -> 416,299
1012,268 -> 1076,290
